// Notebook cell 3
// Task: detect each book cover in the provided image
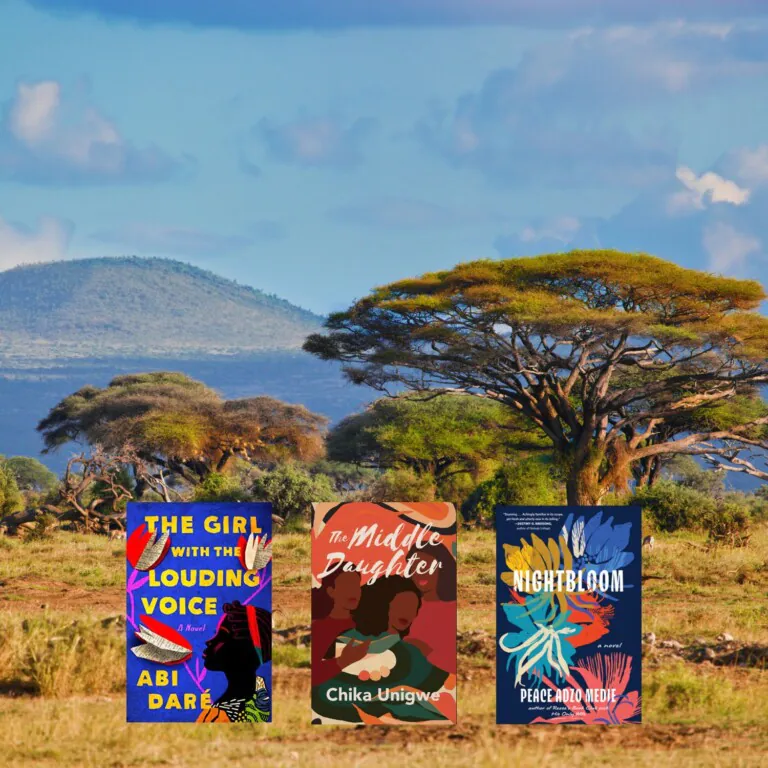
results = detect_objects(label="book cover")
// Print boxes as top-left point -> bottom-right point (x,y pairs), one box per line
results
311,502 -> 458,725
126,502 -> 272,723
496,506 -> 641,725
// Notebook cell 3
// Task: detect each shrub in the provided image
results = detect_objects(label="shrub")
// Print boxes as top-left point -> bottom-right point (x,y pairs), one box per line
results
436,471 -> 477,508
309,460 -> 378,496
22,512 -> 58,543
462,457 -> 564,524
664,456 -> 726,498
703,497 -> 751,545
365,468 -> 436,503
251,463 -> 336,522
0,463 -> 24,518
192,472 -> 248,502
634,480 -> 716,532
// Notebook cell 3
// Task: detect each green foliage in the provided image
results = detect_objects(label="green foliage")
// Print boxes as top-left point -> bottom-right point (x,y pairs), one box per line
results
703,499 -> 751,545
0,463 -> 24,518
749,489 -> 768,522
309,459 -> 378,495
37,371 -> 327,484
635,480 -> 717,533
192,472 -> 248,502
435,470 -> 478,507
462,457 -> 565,523
328,393 -> 544,502
251,464 -> 336,521
22,512 -> 58,543
306,250 -> 768,506
636,480 -> 754,541
2,456 -> 58,493
0,256 -> 321,362
663,456 -> 726,498
366,468 -> 437,503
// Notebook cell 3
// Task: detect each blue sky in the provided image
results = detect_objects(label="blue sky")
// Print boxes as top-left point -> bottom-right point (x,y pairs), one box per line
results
1,0 -> 767,314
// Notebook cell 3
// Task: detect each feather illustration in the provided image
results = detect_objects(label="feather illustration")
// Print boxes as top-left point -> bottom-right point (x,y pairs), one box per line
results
238,534 -> 272,571
131,615 -> 192,665
127,524 -> 171,571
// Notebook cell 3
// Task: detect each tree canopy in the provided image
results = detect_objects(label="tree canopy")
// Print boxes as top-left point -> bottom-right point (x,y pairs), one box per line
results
37,372 -> 328,485
305,251 -> 768,504
0,462 -> 23,518
2,455 -> 59,493
328,392 -> 545,483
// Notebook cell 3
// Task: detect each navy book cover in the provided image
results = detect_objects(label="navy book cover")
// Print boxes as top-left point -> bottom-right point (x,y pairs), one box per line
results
126,502 -> 272,723
496,506 -> 641,725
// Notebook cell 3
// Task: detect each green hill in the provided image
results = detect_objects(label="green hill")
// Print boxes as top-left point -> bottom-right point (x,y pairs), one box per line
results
0,257 -> 323,361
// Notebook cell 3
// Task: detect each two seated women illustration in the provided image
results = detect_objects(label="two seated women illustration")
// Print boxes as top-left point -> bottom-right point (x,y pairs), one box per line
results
311,543 -> 457,724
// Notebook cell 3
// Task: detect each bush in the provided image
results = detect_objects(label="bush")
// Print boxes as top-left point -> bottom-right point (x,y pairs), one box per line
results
462,457 -> 564,524
365,468 -> 436,503
22,512 -> 58,543
309,460 -> 378,496
634,480 -> 716,532
436,471 -> 477,508
251,463 -> 336,522
0,463 -> 24,518
703,497 -> 751,545
192,472 -> 248,502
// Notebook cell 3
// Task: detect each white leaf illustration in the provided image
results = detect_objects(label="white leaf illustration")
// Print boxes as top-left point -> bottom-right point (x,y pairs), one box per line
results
245,533 -> 272,571
136,530 -> 170,571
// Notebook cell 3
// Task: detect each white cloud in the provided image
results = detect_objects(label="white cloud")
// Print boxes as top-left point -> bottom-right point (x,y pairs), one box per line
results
703,222 -> 761,274
0,216 -> 71,270
418,21 -> 768,189
9,81 -> 60,145
0,80 -> 184,185
667,166 -> 750,214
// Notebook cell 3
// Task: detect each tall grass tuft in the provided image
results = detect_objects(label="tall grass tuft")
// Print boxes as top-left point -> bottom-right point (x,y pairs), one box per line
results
0,613 -> 125,697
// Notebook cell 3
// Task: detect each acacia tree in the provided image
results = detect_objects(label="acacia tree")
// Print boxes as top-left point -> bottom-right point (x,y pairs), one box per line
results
305,252 -> 768,505
37,372 -> 327,488
625,388 -> 768,487
328,392 -> 545,484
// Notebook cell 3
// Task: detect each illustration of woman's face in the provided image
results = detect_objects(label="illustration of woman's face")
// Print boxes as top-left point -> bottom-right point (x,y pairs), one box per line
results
203,621 -> 257,672
412,552 -> 439,596
388,591 -> 420,634
328,571 -> 362,611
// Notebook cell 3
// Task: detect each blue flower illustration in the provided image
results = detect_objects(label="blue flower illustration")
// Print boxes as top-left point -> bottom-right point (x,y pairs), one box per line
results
560,510 -> 634,575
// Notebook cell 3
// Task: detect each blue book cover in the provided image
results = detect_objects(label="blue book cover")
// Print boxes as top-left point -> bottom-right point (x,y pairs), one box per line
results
126,502 -> 272,723
496,506 -> 641,725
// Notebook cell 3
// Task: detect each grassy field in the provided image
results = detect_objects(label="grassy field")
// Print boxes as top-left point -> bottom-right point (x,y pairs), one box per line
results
0,527 -> 767,767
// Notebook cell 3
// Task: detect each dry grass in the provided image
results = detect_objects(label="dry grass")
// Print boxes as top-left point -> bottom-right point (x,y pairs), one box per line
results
0,526 -> 766,766
0,613 -> 124,696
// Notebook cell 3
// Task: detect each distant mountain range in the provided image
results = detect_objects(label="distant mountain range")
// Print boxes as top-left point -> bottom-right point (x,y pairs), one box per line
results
0,256 -> 323,362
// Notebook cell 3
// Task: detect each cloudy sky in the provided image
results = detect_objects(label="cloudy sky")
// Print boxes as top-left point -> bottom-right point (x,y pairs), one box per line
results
1,0 -> 767,313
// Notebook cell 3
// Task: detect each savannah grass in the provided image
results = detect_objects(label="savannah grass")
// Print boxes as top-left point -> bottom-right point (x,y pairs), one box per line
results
0,525 -> 766,766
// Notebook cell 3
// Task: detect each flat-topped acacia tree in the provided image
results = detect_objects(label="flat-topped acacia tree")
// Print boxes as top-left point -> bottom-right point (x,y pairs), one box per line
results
37,372 -> 328,490
304,251 -> 768,505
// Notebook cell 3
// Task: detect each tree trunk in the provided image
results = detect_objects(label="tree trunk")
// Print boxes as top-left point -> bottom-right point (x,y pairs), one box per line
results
566,454 -> 604,506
